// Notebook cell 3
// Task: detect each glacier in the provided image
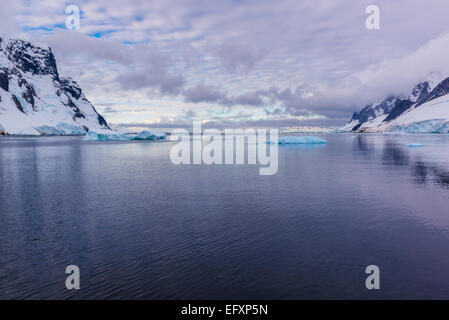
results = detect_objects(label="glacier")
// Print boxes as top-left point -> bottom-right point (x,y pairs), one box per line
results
389,119 -> 449,133
36,123 -> 88,135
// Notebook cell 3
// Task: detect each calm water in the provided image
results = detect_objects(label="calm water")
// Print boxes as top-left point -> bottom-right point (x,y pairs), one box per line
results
1,134 -> 449,299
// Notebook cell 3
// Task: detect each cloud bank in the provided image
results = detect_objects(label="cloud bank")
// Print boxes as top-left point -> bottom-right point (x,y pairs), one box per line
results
5,0 -> 449,127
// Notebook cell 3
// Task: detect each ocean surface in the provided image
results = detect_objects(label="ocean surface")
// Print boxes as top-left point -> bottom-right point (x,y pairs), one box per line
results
1,133 -> 449,299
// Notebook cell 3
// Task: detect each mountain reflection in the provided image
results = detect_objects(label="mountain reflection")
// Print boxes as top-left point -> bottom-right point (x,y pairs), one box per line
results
412,161 -> 449,187
353,135 -> 449,189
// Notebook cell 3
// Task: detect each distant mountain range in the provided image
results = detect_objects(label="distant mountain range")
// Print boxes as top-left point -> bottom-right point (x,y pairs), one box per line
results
0,35 -> 109,135
282,126 -> 332,133
339,73 -> 449,133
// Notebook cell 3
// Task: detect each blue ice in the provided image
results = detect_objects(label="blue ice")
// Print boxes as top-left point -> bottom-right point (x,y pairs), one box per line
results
275,136 -> 328,144
85,130 -> 167,141
84,131 -> 130,141
132,130 -> 167,140
407,143 -> 424,148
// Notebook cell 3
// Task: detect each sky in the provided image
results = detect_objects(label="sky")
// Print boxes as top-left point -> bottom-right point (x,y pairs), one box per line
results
2,0 -> 449,130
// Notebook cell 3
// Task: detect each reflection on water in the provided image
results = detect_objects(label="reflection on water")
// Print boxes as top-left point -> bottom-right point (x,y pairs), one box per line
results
411,161 -> 449,188
382,140 -> 410,166
1,134 -> 449,299
353,134 -> 449,189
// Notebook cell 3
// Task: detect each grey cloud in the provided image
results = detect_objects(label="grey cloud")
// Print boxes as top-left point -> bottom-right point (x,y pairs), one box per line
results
183,85 -> 268,107
264,108 -> 287,116
216,37 -> 270,72
183,85 -> 227,104
112,116 -> 345,130
160,74 -> 186,94
0,3 -> 18,33
185,109 -> 197,118
232,91 -> 265,106
47,29 -> 185,95
46,30 -> 134,65
103,107 -> 119,113
116,69 -> 185,94
180,82 -> 367,120
9,0 -> 449,127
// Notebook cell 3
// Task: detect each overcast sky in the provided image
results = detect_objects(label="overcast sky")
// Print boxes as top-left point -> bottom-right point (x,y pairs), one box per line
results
2,0 -> 449,129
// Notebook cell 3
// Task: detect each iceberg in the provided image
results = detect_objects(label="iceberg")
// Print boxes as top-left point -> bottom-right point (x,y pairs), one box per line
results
132,130 -> 167,140
84,130 -> 167,141
84,130 -> 130,141
273,136 -> 328,144
407,143 -> 424,148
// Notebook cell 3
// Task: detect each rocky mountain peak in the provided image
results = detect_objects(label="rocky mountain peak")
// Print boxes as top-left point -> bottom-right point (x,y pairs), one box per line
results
0,35 -> 110,135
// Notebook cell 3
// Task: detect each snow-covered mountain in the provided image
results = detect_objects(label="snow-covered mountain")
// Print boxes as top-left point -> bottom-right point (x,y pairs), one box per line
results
339,73 -> 449,133
0,35 -> 109,135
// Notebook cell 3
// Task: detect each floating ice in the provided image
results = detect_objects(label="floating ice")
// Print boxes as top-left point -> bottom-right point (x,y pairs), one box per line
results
407,143 -> 424,148
84,130 -> 130,141
84,130 -> 167,141
132,130 -> 166,140
273,136 -> 328,144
